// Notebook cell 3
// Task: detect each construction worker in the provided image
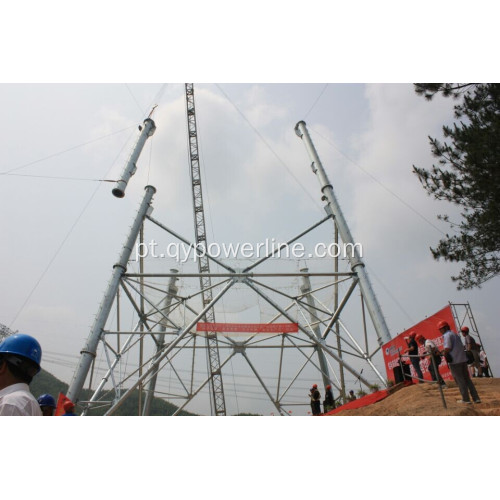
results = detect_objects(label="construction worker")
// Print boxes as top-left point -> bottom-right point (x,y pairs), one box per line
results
404,331 -> 424,383
62,400 -> 77,416
37,393 -> 56,416
309,384 -> 321,415
440,320 -> 480,404
0,333 -> 42,416
323,384 -> 335,413
479,348 -> 490,377
416,334 -> 445,387
461,326 -> 482,377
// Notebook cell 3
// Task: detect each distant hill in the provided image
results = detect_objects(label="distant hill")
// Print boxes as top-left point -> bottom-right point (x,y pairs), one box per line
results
30,369 -> 196,416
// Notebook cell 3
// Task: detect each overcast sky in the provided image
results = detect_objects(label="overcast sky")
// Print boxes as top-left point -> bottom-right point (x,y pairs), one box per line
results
1,82 -> 498,418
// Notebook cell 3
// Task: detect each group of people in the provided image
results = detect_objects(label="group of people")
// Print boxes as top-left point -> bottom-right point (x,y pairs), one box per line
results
404,321 -> 483,405
404,330 -> 446,386
37,393 -> 76,416
309,383 -> 336,415
309,385 -> 360,415
0,333 -> 76,416
1,324 -> 492,416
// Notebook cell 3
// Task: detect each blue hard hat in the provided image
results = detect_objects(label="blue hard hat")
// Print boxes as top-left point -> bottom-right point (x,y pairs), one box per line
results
37,393 -> 56,408
0,333 -> 42,372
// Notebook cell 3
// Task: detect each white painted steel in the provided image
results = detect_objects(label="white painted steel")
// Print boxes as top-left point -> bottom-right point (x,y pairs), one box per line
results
295,121 -> 391,345
300,268 -> 331,390
112,118 -> 156,198
142,270 -> 179,415
67,185 -> 156,403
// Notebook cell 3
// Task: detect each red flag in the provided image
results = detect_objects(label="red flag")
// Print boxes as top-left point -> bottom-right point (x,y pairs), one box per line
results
55,392 -> 73,416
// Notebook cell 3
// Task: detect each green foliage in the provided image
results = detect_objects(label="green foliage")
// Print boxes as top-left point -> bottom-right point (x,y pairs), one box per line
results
356,389 -> 367,398
368,383 -> 380,393
30,369 -> 196,416
413,83 -> 500,289
414,83 -> 477,100
31,369 -> 69,399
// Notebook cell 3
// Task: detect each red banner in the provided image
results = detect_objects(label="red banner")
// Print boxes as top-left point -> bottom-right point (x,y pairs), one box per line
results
196,322 -> 299,333
382,305 -> 457,383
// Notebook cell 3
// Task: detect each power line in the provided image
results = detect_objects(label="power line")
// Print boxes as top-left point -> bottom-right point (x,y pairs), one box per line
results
8,125 -> 139,329
3,173 -> 115,182
0,124 -> 137,176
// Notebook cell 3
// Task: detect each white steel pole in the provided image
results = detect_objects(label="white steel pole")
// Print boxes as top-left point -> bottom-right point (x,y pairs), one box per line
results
67,185 -> 157,403
295,121 -> 391,345
142,270 -> 179,415
112,118 -> 156,198
300,268 -> 331,390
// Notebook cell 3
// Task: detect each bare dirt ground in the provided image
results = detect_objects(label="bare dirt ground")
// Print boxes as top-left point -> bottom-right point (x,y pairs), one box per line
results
332,377 -> 500,416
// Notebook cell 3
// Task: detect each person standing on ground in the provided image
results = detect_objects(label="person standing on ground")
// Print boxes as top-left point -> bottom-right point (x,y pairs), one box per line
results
309,384 -> 321,415
440,321 -> 481,405
0,333 -> 43,416
416,334 -> 446,387
37,393 -> 56,416
461,326 -> 482,377
479,348 -> 490,377
405,331 -> 424,383
323,384 -> 335,413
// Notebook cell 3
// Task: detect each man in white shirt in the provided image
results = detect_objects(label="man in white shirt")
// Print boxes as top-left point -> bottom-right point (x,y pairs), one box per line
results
440,321 -> 480,405
416,334 -> 446,387
0,333 -> 43,416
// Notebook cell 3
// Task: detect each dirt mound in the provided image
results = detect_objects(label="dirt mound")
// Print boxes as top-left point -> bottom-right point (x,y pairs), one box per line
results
331,377 -> 500,416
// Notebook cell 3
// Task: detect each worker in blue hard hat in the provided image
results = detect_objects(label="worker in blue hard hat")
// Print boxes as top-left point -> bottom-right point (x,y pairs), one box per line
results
37,393 -> 56,416
0,333 -> 43,416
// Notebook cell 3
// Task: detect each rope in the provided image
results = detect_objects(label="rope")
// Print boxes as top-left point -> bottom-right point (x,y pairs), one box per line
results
125,83 -> 145,116
304,83 -> 329,120
0,124 -> 137,176
310,126 -> 447,236
8,124 -> 138,329
3,173 -> 116,182
214,84 -> 323,212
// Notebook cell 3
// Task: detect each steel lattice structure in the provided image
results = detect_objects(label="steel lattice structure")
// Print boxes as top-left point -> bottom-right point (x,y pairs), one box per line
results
185,83 -> 226,415
66,99 -> 393,416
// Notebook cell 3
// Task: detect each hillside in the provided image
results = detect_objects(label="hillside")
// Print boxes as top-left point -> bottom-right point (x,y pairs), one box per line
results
30,369 -> 196,416
330,377 -> 500,416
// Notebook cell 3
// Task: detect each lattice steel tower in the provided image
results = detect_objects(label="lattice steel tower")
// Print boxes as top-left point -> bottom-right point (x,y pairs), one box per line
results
185,83 -> 226,415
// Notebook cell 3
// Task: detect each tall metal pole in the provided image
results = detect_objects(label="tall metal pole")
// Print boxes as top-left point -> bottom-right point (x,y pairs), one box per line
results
295,121 -> 391,345
138,223 -> 145,415
142,270 -> 179,416
67,185 -> 157,404
334,223 -> 346,401
112,117 -> 156,198
300,268 -> 331,390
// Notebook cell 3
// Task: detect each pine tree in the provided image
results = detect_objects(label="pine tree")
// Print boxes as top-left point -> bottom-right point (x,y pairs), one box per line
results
413,83 -> 500,289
